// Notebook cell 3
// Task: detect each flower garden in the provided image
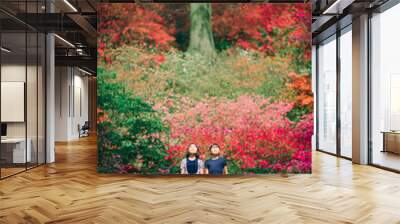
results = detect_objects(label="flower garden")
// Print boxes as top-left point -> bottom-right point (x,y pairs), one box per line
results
97,3 -> 313,174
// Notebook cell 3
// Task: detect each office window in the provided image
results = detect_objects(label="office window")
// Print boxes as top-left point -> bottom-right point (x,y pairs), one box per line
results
317,35 -> 337,154
371,3 -> 400,171
339,27 -> 352,158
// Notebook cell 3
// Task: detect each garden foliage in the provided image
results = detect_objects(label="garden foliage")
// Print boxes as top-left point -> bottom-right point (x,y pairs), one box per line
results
97,3 -> 313,174
97,68 -> 170,173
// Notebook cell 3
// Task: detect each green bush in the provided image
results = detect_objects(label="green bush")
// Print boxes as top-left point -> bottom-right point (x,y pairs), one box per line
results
97,68 -> 171,173
286,105 -> 310,122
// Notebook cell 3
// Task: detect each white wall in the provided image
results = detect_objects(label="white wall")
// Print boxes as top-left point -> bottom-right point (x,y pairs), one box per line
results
55,66 -> 69,141
1,63 -> 46,164
55,67 -> 89,141
1,65 -> 41,137
72,72 -> 89,138
1,65 -> 26,139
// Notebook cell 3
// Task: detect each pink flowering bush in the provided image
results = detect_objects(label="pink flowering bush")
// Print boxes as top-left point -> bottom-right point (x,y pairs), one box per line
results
155,95 -> 313,174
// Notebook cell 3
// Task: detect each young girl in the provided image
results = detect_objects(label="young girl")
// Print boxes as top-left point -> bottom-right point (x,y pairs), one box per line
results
180,144 -> 204,174
205,144 -> 228,175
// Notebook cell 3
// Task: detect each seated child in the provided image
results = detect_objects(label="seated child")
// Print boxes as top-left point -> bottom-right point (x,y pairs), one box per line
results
205,144 -> 228,175
180,144 -> 204,174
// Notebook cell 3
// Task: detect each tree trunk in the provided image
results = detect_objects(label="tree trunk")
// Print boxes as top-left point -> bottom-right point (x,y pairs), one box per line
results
188,3 -> 215,57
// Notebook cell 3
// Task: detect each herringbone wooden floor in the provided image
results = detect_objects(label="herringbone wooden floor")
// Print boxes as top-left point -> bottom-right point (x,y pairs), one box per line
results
1,136 -> 400,224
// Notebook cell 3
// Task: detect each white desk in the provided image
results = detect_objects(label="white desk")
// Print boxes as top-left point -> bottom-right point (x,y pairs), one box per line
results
1,138 -> 31,163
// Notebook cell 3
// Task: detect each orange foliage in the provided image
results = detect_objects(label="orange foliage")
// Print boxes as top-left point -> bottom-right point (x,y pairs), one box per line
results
287,72 -> 313,108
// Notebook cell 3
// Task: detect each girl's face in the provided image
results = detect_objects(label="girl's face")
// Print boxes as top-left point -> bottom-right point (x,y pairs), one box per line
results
188,144 -> 198,154
210,145 -> 220,155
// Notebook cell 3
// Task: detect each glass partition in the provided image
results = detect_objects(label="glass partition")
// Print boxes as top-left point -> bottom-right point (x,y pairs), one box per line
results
0,1 -> 46,179
1,31 -> 28,177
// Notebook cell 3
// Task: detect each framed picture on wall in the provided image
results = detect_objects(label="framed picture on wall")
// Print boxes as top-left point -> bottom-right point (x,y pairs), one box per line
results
97,3 -> 313,175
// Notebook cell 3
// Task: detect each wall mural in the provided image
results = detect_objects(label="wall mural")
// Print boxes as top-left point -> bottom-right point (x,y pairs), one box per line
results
97,3 -> 313,175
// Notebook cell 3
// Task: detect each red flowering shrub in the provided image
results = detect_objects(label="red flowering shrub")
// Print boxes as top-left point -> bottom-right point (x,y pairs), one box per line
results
212,4 -> 311,63
97,4 -> 175,63
156,95 -> 313,173
98,4 -> 175,49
